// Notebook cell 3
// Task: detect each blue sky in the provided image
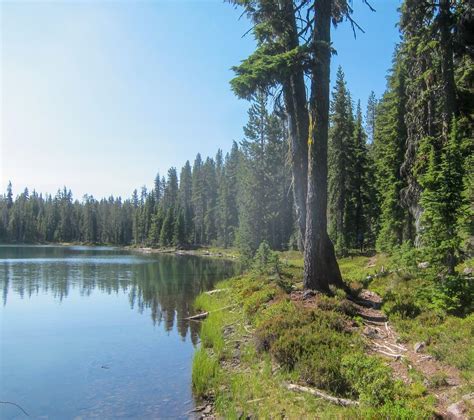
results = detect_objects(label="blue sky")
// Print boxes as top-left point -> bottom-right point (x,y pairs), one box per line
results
1,0 -> 401,200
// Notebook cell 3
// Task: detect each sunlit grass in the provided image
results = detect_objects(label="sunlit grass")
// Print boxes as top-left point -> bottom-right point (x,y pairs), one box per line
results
191,254 -> 441,418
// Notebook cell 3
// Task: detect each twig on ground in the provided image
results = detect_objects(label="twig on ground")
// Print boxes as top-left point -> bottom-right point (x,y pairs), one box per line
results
284,383 -> 359,407
374,349 -> 403,360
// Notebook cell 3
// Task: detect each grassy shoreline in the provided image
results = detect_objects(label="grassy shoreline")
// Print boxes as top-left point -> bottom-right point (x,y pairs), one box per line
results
191,252 -> 473,418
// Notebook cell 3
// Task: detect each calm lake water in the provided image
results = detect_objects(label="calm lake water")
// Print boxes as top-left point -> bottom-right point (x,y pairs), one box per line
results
0,245 -> 238,419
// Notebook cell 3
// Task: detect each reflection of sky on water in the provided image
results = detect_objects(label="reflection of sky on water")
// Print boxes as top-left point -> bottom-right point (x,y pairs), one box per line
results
0,246 -> 238,419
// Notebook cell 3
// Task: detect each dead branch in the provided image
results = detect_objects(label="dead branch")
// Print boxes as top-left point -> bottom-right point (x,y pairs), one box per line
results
187,312 -> 209,321
284,383 -> 359,407
205,288 -> 229,295
374,349 -> 403,360
186,304 -> 236,321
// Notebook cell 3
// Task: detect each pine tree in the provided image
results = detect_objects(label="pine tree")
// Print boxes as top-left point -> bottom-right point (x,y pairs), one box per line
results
162,168 -> 178,214
217,142 -> 240,247
160,208 -> 174,247
419,119 -> 466,273
203,157 -> 218,244
178,161 -> 194,243
328,67 -> 354,255
351,101 -> 370,251
154,172 -> 162,207
192,154 -> 205,245
237,93 -> 270,258
173,208 -> 186,247
365,91 -> 377,144
374,49 -> 412,252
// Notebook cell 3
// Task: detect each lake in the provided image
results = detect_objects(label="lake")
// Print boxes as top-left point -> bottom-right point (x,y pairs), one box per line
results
0,245 -> 238,419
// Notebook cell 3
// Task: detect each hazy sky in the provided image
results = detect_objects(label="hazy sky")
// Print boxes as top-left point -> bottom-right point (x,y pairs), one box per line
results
1,0 -> 401,200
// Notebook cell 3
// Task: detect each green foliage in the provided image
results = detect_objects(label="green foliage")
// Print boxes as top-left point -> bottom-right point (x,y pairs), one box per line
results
328,67 -> 355,256
159,208 -> 174,247
342,354 -> 397,406
252,241 -> 281,275
419,119 -> 467,274
236,92 -> 293,258
192,348 -> 220,397
242,284 -> 277,317
373,49 -> 411,252
200,312 -> 226,359
390,241 -> 419,273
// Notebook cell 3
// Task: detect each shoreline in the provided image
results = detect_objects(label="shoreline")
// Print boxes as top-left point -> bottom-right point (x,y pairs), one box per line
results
0,241 -> 239,261
128,246 -> 240,261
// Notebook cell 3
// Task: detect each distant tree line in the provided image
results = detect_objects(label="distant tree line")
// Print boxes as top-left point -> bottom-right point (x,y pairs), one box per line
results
0,93 -> 293,258
1,0 -> 472,277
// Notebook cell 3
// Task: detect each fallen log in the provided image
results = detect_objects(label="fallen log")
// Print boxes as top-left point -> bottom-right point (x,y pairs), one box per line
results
187,312 -> 209,320
205,288 -> 229,295
284,383 -> 359,407
186,304 -> 236,321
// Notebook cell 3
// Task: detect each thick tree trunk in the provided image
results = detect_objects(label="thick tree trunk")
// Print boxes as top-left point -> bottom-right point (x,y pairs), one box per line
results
281,0 -> 309,251
303,0 -> 344,292
284,77 -> 309,251
438,0 -> 457,138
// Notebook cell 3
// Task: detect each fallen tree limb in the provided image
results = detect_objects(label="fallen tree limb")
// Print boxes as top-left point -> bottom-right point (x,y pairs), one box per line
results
186,305 -> 236,321
284,383 -> 359,407
187,312 -> 209,320
0,401 -> 29,416
374,342 -> 405,354
205,288 -> 229,295
374,349 -> 403,360
384,341 -> 407,352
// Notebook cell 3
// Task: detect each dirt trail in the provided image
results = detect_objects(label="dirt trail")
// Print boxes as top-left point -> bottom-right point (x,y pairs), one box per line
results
354,289 -> 463,418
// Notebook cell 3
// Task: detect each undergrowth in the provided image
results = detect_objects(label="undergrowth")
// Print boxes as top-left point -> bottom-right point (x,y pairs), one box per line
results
189,249 -> 470,418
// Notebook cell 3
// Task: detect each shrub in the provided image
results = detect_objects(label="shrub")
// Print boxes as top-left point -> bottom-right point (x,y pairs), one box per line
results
318,294 -> 358,317
342,353 -> 397,406
252,241 -> 281,275
242,285 -> 277,317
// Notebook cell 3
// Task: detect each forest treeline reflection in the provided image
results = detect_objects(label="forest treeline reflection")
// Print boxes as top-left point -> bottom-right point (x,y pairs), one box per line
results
1,246 -> 238,344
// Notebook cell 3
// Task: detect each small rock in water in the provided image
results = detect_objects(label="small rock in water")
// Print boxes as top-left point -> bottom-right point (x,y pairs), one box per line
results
414,341 -> 426,353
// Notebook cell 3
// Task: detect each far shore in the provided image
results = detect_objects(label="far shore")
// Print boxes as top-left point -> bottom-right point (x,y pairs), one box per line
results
0,241 -> 239,261
128,245 -> 239,261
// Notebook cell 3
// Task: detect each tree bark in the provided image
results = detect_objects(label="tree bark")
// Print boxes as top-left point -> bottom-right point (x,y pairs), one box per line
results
281,0 -> 309,251
438,0 -> 457,139
303,0 -> 344,292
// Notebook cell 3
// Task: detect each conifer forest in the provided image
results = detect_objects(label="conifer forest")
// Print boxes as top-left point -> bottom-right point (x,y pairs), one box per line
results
1,1 -> 473,418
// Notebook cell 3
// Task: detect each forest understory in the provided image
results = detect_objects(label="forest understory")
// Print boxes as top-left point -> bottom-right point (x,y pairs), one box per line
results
191,250 -> 473,419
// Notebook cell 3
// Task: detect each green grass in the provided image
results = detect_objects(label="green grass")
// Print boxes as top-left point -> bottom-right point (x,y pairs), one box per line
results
191,252 -> 456,418
192,347 -> 221,397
